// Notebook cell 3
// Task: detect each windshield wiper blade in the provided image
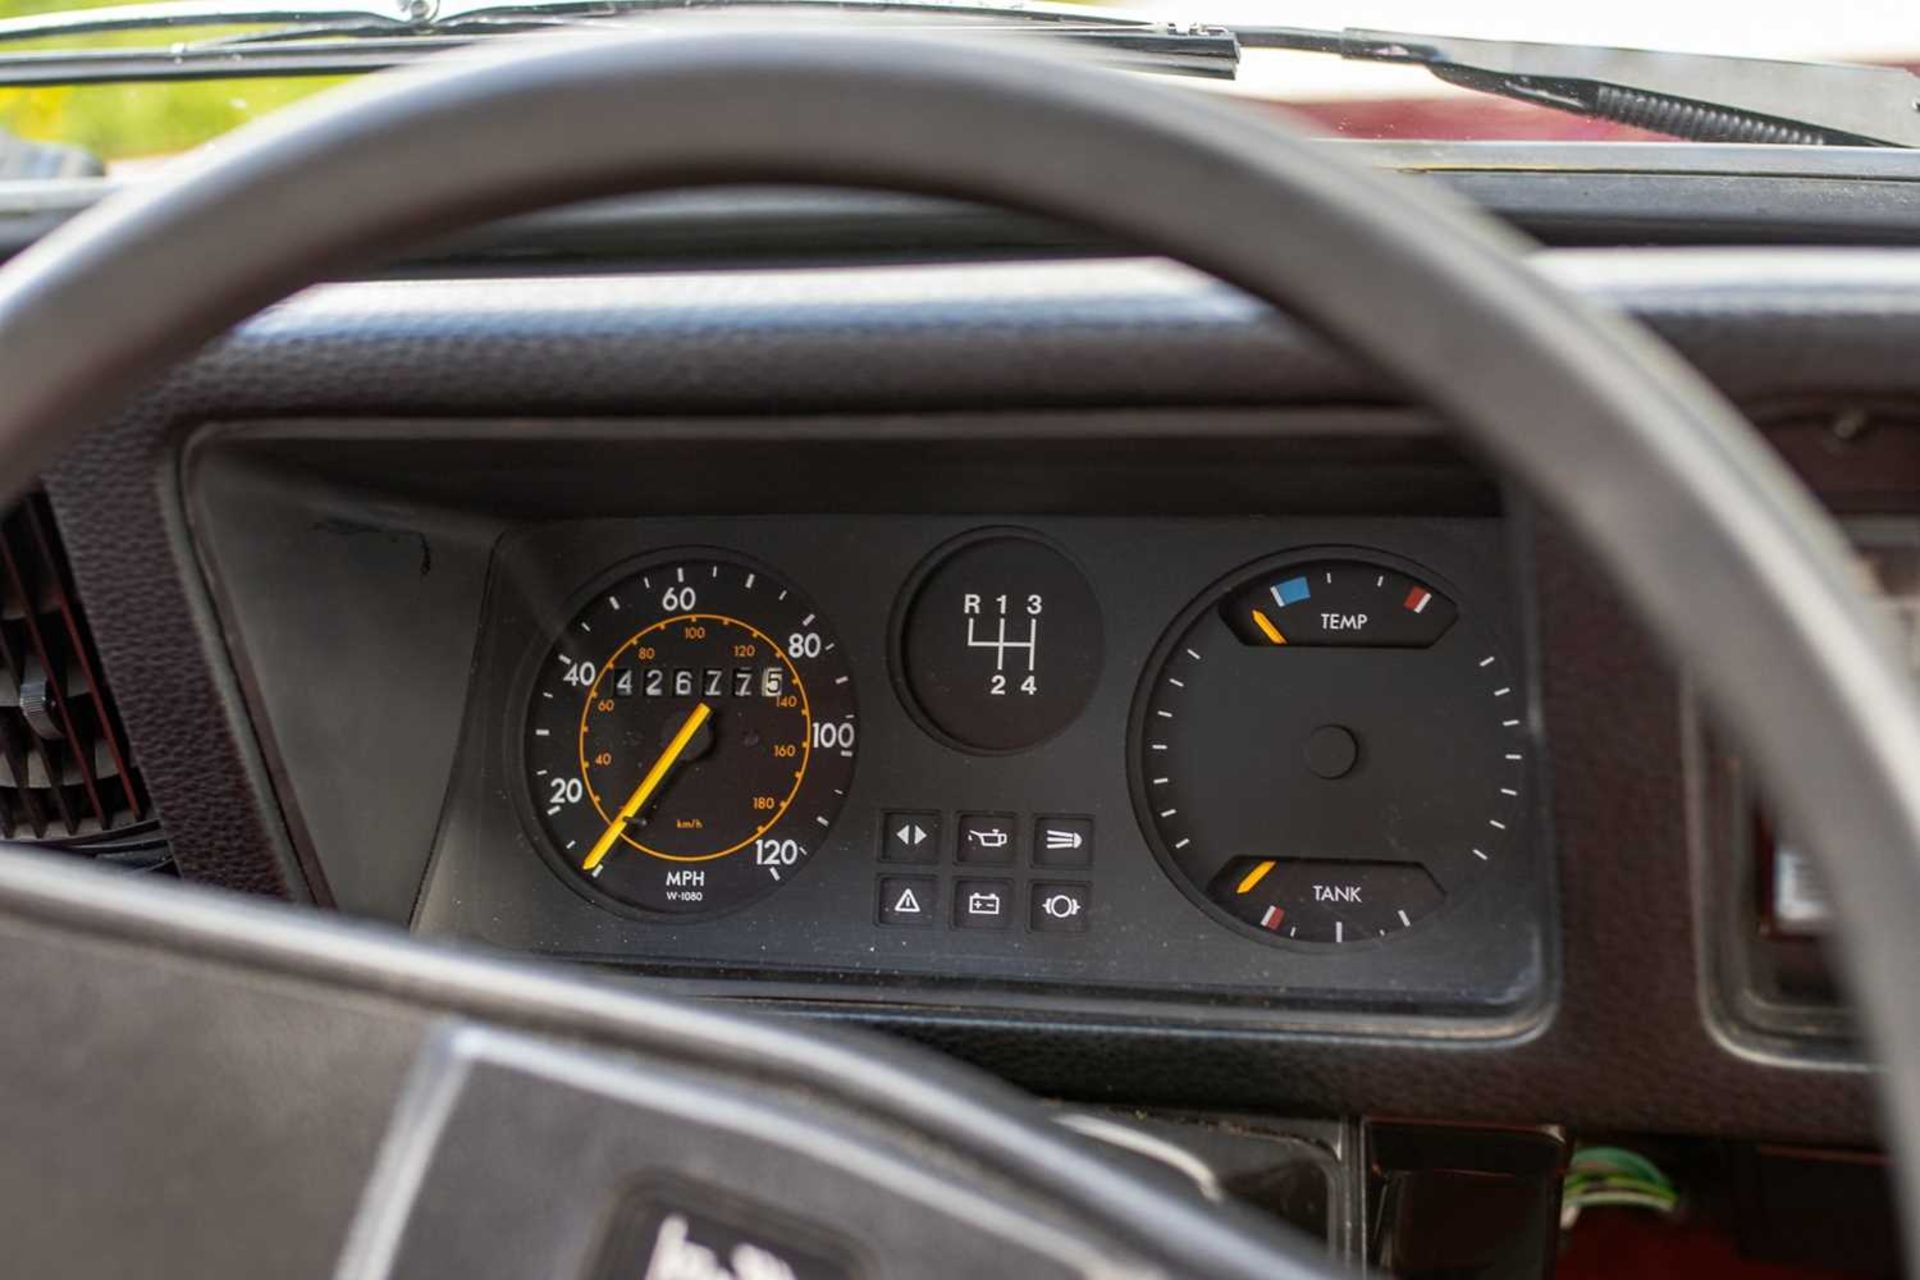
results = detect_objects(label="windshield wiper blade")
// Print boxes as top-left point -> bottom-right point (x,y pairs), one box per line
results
0,0 -> 1241,85
1238,26 -> 1920,148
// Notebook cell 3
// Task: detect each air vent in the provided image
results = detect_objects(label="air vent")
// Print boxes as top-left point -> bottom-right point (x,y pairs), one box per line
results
0,493 -> 163,868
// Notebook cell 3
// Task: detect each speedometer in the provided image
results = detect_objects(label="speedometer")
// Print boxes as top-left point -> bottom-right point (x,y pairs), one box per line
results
523,553 -> 858,917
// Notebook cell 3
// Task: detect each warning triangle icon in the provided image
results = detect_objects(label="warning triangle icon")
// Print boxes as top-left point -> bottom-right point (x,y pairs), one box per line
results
893,887 -> 923,914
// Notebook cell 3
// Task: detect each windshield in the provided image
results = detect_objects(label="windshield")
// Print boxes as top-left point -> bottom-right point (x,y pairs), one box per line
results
2,0 -> 1919,167
0,0 -> 346,164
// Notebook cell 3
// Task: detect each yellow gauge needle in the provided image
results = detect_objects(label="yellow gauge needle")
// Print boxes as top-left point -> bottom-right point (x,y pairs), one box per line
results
581,701 -> 713,872
1236,859 -> 1277,895
1250,609 -> 1287,646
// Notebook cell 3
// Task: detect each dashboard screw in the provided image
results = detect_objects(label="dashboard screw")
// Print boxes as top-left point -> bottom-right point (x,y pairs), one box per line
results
1830,407 -> 1871,443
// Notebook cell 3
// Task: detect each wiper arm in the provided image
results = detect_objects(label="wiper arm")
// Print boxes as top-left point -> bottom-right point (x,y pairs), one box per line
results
0,0 -> 1241,86
1238,26 -> 1920,148
0,1 -> 1912,149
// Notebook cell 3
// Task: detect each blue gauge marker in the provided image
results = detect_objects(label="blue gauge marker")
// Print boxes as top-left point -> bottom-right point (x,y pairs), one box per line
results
1271,576 -> 1312,608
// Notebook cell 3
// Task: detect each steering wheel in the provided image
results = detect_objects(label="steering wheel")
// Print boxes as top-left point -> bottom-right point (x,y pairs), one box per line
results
0,23 -> 1916,1278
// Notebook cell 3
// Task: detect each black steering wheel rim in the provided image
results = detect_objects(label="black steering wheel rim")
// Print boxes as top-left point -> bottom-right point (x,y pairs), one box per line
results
0,21 -> 1917,1271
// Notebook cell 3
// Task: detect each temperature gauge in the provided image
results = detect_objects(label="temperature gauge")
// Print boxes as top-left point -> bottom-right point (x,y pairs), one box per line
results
1222,562 -> 1458,649
893,531 -> 1102,753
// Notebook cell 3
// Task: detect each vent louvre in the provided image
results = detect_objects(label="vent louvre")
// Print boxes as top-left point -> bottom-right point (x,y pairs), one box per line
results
0,492 -> 161,862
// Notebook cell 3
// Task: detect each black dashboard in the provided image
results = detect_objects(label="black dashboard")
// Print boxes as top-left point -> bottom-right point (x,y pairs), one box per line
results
28,144 -> 1920,1147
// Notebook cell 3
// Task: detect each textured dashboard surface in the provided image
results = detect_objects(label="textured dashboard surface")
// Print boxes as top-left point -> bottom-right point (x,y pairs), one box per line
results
41,248 -> 1920,1141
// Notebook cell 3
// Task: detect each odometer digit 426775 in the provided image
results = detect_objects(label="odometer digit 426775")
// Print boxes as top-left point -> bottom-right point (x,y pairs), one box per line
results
523,554 -> 857,917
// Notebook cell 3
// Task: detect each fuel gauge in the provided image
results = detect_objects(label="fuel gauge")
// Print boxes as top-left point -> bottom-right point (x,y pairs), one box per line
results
1208,857 -> 1445,943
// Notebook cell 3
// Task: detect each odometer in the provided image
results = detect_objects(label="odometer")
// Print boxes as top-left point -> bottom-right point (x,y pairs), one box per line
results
523,554 -> 857,917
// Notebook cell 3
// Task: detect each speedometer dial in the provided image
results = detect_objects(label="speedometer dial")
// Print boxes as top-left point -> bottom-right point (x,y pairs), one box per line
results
1132,552 -> 1526,946
523,554 -> 857,917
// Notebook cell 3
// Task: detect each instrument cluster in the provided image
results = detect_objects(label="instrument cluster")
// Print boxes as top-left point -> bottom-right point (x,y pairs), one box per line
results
418,515 -> 1548,1020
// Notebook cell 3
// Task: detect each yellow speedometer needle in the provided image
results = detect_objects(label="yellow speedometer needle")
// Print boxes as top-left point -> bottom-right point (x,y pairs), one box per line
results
581,701 -> 712,872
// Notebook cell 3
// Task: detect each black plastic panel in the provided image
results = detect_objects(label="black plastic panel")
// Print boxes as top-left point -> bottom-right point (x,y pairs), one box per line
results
411,512 -> 1548,1028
